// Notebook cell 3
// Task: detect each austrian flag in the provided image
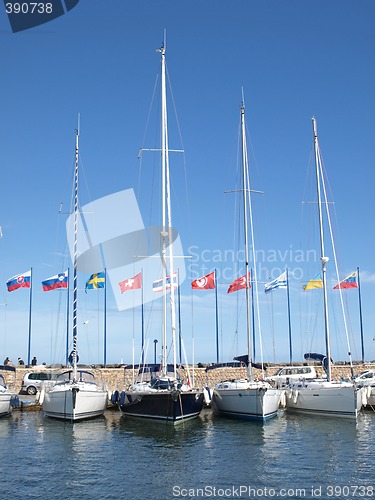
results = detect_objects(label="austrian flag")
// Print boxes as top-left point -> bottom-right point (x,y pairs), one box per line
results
118,272 -> 142,293
191,271 -> 216,290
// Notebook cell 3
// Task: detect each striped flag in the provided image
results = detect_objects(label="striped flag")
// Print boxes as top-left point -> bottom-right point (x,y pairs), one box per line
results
264,271 -> 287,294
333,271 -> 358,290
302,272 -> 323,291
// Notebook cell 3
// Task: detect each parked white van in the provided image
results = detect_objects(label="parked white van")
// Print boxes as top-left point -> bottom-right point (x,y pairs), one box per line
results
266,366 -> 317,388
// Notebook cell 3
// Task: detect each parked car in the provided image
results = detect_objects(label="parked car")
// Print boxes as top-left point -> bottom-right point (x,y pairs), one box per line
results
265,366 -> 317,387
21,371 -> 60,395
354,370 -> 375,387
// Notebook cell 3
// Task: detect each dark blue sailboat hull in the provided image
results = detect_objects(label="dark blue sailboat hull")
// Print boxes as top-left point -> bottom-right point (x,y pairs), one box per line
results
118,390 -> 204,424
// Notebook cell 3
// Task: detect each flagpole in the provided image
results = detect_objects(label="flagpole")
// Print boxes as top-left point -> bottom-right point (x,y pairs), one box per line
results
215,268 -> 219,363
27,267 -> 33,366
357,266 -> 364,363
141,269 -> 144,365
104,268 -> 107,367
66,268 -> 70,367
286,267 -> 293,364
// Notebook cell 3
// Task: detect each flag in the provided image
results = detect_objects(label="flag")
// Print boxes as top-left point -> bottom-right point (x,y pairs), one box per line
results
302,273 -> 323,291
153,272 -> 178,292
42,271 -> 68,292
6,270 -> 31,292
191,271 -> 215,290
85,272 -> 105,291
264,271 -> 287,294
333,271 -> 358,290
227,272 -> 251,294
119,272 -> 142,293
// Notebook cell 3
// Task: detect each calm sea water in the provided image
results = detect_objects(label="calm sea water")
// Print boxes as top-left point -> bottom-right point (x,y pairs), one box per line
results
1,408 -> 374,499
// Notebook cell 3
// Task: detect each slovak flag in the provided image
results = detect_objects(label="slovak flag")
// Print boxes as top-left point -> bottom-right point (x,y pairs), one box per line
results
118,272 -> 142,293
6,270 -> 31,292
191,272 -> 216,290
333,271 -> 358,290
227,272 -> 251,294
42,272 -> 68,292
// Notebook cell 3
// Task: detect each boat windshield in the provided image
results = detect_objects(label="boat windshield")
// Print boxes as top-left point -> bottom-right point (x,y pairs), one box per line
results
55,370 -> 96,384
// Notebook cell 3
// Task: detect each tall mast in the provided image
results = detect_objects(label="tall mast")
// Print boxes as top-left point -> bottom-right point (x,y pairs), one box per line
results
240,101 -> 253,378
158,37 -> 177,378
312,117 -> 332,382
72,117 -> 80,383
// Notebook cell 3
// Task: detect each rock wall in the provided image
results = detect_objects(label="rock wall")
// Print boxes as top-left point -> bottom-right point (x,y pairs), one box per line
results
3,363 -> 374,395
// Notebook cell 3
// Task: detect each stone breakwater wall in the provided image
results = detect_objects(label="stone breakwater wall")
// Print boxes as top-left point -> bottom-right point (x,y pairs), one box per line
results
4,363 -> 375,394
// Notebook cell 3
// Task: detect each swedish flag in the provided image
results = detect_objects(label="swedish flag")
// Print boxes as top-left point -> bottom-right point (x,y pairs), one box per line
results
85,272 -> 105,291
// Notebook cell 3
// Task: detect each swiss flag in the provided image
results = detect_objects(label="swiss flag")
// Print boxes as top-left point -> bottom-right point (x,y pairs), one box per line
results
118,272 -> 142,293
191,272 -> 216,290
227,272 -> 251,294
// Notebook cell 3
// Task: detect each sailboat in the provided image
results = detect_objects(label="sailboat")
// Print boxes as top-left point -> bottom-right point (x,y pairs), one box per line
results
0,365 -> 15,417
118,42 -> 204,424
285,117 -> 363,419
43,123 -> 108,421
210,99 -> 283,421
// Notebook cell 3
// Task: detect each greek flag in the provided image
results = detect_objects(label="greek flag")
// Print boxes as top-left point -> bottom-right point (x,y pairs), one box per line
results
264,272 -> 287,294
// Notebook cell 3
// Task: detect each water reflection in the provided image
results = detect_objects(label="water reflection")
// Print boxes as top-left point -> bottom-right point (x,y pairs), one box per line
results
0,405 -> 374,499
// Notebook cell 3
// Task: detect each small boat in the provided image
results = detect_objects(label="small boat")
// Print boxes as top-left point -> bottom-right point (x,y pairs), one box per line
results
210,98 -> 283,421
0,365 -> 15,417
285,118 -> 363,419
43,122 -> 108,422
43,370 -> 108,420
118,40 -> 204,424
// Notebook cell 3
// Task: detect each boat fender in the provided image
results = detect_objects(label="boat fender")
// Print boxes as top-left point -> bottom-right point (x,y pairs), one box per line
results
38,388 -> 45,405
119,391 -> 126,406
293,390 -> 299,404
10,395 -> 20,408
111,390 -> 119,404
203,387 -> 211,405
279,391 -> 286,408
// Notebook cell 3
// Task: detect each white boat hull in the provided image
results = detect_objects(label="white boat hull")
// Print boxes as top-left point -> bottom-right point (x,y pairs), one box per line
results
285,380 -> 362,419
0,393 -> 12,417
43,382 -> 108,421
211,380 -> 283,421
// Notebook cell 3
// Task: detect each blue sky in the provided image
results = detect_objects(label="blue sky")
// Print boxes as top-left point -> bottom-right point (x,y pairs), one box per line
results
0,0 -> 374,367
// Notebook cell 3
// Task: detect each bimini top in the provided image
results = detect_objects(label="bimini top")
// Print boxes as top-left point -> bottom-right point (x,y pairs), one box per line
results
304,352 -> 333,371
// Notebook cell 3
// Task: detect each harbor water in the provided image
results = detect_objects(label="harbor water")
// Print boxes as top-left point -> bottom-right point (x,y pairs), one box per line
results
1,408 -> 374,499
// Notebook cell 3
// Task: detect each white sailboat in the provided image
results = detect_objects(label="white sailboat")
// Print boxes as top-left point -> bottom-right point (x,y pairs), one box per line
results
285,117 -> 363,419
118,41 -> 204,424
0,366 -> 15,417
210,99 -> 283,421
43,123 -> 108,422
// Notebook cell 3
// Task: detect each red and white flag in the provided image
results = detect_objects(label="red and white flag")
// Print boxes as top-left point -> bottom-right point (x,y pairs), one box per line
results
118,272 -> 142,293
227,272 -> 251,294
191,271 -> 216,290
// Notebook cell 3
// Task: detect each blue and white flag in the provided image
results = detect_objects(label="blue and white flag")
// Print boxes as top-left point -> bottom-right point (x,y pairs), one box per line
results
264,271 -> 287,294
153,272 -> 178,292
